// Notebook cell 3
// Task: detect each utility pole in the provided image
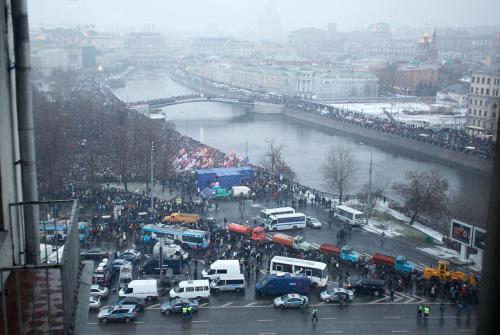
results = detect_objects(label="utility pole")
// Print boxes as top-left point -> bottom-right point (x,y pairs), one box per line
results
159,236 -> 164,283
366,152 -> 373,225
150,141 -> 154,215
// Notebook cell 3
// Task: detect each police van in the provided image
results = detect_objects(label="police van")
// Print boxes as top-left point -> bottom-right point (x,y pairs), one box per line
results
210,274 -> 245,293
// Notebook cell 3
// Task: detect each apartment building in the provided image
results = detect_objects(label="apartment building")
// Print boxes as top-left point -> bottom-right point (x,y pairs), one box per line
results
466,64 -> 500,140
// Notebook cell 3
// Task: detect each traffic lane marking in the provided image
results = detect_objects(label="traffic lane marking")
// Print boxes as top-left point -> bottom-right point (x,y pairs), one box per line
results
391,331 -> 409,333
384,316 -> 401,319
257,319 -> 274,322
325,331 -> 344,334
87,321 -> 145,324
192,320 -> 209,323
320,317 -> 337,320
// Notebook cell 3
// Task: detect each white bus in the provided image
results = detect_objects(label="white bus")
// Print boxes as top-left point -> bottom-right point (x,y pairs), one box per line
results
258,207 -> 295,226
265,213 -> 306,231
270,256 -> 328,287
334,205 -> 364,227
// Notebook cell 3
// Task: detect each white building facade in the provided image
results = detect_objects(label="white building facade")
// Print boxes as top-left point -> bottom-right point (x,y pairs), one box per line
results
466,64 -> 500,140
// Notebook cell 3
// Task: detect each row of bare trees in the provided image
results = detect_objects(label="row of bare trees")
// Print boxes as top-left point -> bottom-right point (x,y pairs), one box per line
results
33,70 -> 180,198
322,145 -> 484,230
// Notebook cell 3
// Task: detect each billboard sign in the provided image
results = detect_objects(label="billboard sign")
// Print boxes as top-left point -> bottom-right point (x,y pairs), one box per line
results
472,227 -> 486,251
450,219 -> 473,247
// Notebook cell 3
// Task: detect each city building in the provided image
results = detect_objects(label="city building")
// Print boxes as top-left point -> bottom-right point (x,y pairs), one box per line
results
436,82 -> 469,107
190,38 -> 254,58
466,63 -> 500,139
187,62 -> 378,99
394,62 -> 438,96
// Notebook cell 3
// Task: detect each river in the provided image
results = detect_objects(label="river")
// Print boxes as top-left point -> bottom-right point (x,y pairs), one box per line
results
113,70 -> 491,218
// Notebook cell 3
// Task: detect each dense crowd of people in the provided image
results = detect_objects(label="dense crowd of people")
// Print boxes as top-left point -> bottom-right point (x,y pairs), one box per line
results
286,99 -> 495,159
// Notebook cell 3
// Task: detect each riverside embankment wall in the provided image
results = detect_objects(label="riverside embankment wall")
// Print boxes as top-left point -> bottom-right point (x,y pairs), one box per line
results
283,109 -> 493,176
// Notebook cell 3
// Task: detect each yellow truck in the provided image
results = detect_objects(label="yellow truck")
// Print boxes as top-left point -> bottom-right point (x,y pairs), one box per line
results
163,213 -> 200,225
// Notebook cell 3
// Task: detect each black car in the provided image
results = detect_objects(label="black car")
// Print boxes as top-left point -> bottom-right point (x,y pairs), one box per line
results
81,248 -> 108,260
114,297 -> 146,312
348,279 -> 386,297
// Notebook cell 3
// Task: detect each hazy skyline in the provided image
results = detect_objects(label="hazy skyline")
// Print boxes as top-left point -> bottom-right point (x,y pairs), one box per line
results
28,0 -> 500,38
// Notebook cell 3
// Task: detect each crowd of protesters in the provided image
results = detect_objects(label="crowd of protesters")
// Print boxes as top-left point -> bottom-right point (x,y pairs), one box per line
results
286,99 -> 494,159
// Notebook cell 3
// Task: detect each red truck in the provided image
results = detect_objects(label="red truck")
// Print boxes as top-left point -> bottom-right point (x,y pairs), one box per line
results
227,223 -> 266,241
319,243 -> 340,256
371,253 -> 415,273
372,253 -> 395,266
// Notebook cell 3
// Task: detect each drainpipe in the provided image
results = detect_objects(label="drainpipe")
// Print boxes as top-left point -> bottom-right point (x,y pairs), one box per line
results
11,0 -> 40,265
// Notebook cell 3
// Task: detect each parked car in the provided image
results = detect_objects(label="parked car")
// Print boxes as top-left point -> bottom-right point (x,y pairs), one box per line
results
97,305 -> 137,323
90,284 -> 109,298
89,296 -> 101,309
348,279 -> 385,297
110,259 -> 132,271
116,249 -> 141,262
273,293 -> 308,309
114,297 -> 146,312
306,217 -> 322,229
320,287 -> 354,303
81,248 -> 108,260
160,298 -> 199,315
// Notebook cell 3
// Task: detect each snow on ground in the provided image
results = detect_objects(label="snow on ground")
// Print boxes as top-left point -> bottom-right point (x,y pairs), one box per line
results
374,201 -> 445,242
416,246 -> 483,272
362,218 -> 402,238
330,102 -> 461,128
417,245 -> 459,259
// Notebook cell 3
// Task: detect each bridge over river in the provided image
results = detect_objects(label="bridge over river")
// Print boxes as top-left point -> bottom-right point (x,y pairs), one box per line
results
126,94 -> 284,114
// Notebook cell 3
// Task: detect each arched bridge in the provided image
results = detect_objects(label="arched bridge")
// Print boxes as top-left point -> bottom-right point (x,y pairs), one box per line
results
127,95 -> 253,110
126,94 -> 283,114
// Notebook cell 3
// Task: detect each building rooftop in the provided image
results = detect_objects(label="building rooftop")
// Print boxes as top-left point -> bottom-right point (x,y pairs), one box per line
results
438,83 -> 469,95
472,63 -> 500,75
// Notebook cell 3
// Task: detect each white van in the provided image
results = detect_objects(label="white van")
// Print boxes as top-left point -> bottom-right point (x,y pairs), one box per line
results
202,259 -> 241,280
119,279 -> 158,301
169,280 -> 210,299
231,186 -> 251,198
119,264 -> 133,288
210,274 -> 245,293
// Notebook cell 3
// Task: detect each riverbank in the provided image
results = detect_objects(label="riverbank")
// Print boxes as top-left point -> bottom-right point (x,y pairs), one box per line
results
283,109 -> 493,176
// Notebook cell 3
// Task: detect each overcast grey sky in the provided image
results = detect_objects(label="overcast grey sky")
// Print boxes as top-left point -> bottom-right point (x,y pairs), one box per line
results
28,0 -> 500,37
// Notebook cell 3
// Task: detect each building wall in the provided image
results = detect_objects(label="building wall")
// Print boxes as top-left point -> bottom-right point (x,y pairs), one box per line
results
0,0 -> 23,270
466,68 -> 500,140
395,66 -> 437,95
188,62 -> 378,99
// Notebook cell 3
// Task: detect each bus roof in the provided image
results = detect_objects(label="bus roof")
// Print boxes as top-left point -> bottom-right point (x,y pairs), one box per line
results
261,207 -> 295,214
142,224 -> 208,236
271,255 -> 327,270
269,213 -> 305,219
39,225 -> 67,231
335,205 -> 363,215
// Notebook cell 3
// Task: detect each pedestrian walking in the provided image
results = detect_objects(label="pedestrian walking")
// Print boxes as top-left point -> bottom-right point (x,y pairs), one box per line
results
311,308 -> 318,323
182,306 -> 188,319
423,305 -> 430,320
417,303 -> 423,319
390,289 -> 394,303
187,305 -> 193,319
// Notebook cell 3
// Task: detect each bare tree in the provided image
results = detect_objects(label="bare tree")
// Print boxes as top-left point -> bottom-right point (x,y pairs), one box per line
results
323,145 -> 357,203
261,138 -> 295,180
392,169 -> 449,225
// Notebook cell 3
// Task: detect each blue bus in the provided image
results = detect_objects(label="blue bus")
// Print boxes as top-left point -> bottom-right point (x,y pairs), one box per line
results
141,224 -> 210,250
78,222 -> 90,242
39,221 -> 68,243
